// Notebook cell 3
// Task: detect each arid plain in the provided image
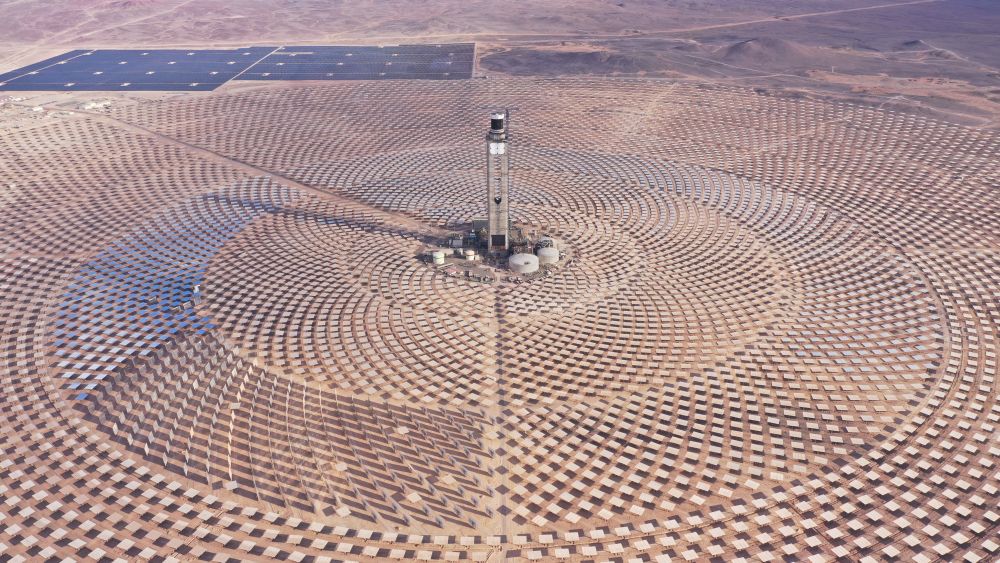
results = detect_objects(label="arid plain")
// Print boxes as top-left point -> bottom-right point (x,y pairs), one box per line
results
2,0 -> 1000,127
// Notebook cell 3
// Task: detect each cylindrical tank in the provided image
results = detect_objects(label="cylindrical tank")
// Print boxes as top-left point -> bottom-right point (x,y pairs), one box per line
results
537,247 -> 559,264
432,250 -> 445,265
465,249 -> 476,261
509,254 -> 539,274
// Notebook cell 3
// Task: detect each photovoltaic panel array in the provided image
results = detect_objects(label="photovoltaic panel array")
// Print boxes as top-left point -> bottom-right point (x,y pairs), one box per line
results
0,43 -> 475,91
234,43 -> 475,81
0,48 -> 274,91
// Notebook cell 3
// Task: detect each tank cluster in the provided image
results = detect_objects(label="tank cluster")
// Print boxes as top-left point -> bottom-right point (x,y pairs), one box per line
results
430,246 -> 479,265
420,233 -> 496,283
508,236 -> 565,275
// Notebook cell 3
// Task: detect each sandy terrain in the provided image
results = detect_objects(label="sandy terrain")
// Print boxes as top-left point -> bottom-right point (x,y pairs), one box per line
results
0,0 -> 993,125
1,0 -> 999,127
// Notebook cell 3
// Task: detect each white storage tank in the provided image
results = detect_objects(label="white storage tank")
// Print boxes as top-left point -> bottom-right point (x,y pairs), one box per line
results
537,246 -> 559,264
465,249 -> 476,261
432,250 -> 446,265
509,253 -> 539,274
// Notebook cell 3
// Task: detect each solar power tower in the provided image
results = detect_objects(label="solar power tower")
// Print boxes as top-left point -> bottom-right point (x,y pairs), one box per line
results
486,111 -> 510,255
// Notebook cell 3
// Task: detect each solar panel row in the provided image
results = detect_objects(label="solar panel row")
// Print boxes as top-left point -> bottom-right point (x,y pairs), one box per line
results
11,71 -> 248,83
0,44 -> 474,91
239,64 -> 462,74
235,72 -> 464,81
79,47 -> 274,63
255,54 -> 469,64
4,82 -> 226,92
272,44 -> 475,55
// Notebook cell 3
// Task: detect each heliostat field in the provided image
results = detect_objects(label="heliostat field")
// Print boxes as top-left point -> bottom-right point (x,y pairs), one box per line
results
1,77 -> 1000,563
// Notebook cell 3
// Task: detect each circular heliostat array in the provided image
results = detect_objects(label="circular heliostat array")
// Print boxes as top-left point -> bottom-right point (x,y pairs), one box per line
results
3,78 -> 1000,563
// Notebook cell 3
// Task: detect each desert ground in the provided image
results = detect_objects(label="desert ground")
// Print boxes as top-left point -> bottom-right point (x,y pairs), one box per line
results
2,0 -> 1000,127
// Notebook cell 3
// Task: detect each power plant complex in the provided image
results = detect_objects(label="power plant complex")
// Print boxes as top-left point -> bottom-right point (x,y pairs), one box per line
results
0,76 -> 999,563
420,110 -> 566,280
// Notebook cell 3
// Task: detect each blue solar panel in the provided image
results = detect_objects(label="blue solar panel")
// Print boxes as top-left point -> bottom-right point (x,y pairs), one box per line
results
0,50 -> 92,83
234,43 -> 474,81
0,43 -> 474,91
0,47 -> 272,91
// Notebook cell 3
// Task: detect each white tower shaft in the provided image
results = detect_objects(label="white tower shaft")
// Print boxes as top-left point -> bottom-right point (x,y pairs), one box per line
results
486,112 -> 509,254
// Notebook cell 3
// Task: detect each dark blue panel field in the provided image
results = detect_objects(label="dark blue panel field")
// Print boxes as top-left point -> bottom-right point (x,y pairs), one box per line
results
0,44 -> 474,91
0,47 -> 274,91
235,44 -> 475,81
